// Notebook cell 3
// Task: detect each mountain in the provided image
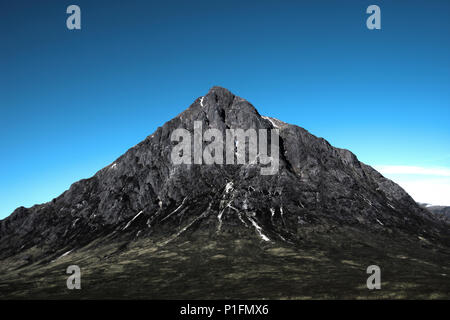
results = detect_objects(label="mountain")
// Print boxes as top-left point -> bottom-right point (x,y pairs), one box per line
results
420,203 -> 450,224
1,87 -> 449,299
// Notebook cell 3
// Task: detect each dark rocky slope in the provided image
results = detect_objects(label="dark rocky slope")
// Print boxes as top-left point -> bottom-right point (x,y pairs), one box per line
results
421,204 -> 450,224
1,87 -> 449,299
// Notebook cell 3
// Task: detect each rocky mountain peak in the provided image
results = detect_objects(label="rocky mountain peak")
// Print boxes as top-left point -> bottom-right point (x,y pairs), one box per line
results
0,87 -> 448,262
1,87 -> 450,299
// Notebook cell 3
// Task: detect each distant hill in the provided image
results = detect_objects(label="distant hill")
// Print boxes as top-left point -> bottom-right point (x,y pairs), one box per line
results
419,203 -> 450,224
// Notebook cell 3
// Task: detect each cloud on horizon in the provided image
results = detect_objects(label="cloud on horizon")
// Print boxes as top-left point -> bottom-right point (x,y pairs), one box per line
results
374,165 -> 450,206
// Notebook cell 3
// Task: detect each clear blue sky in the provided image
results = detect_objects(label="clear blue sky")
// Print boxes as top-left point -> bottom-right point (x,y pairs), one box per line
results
1,0 -> 449,218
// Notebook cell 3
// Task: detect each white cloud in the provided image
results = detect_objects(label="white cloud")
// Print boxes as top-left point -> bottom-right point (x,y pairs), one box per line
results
374,165 -> 450,206
374,165 -> 450,177
393,178 -> 450,206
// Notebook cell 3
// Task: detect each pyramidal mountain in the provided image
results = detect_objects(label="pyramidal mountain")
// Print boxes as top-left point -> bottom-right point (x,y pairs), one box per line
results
1,87 -> 449,299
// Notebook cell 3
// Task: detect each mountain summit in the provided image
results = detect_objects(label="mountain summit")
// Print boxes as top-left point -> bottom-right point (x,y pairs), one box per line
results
1,87 -> 449,299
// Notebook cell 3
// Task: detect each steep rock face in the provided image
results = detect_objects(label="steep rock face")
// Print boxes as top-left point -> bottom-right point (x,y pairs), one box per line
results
0,87 -> 447,261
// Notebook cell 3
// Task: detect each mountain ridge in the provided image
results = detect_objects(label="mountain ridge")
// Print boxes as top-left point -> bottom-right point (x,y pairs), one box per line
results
0,86 -> 445,254
1,87 -> 449,299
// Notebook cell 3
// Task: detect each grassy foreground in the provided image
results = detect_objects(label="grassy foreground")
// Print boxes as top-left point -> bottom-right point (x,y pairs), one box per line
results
1,229 -> 449,299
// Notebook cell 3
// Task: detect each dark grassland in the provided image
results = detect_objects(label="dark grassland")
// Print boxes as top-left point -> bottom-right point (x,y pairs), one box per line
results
1,228 -> 449,299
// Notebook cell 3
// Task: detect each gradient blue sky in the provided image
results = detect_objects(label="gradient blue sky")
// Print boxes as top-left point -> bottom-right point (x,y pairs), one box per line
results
1,0 -> 449,218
